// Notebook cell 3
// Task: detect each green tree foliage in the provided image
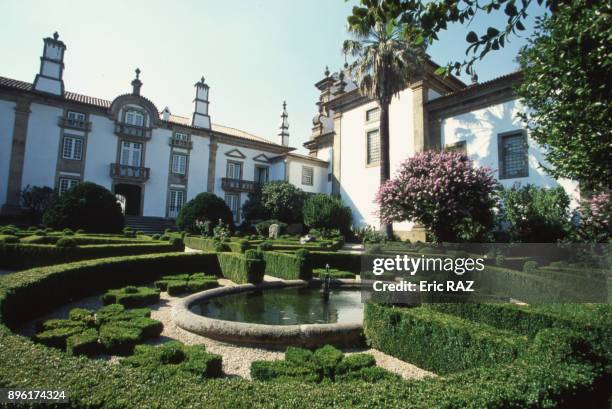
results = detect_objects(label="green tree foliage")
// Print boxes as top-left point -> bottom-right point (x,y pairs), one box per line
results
42,182 -> 124,233
20,185 -> 56,223
497,184 -> 571,242
348,0 -> 558,75
303,194 -> 352,237
241,188 -> 269,222
517,0 -> 611,191
176,193 -> 234,234
257,181 -> 306,224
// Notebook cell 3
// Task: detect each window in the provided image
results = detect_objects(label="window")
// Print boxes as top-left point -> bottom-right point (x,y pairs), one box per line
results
498,131 -> 528,179
226,161 -> 242,180
302,166 -> 314,186
58,178 -> 79,195
366,129 -> 380,165
366,107 -> 380,122
125,110 -> 144,127
62,136 -> 83,160
66,111 -> 86,126
120,141 -> 142,167
168,190 -> 185,218
172,154 -> 187,175
174,132 -> 189,141
255,166 -> 269,184
444,141 -> 467,154
225,194 -> 240,222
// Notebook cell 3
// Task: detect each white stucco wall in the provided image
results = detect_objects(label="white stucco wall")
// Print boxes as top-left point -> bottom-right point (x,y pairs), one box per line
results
0,99 -> 16,206
186,135 -> 210,201
314,146 -> 333,195
83,114 -> 116,190
441,98 -> 580,206
286,159 -> 327,194
143,128 -> 171,217
339,89 -> 416,230
21,103 -> 61,189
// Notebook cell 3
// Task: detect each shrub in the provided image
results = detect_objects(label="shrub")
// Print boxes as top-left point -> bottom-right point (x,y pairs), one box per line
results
313,268 -> 355,279
62,228 -> 74,235
154,273 -> 218,296
99,323 -> 143,355
34,325 -> 86,349
285,347 -> 315,366
170,237 -> 184,249
101,286 -> 160,308
151,234 -> 161,240
259,182 -> 307,223
34,229 -> 46,236
76,229 -> 85,234
335,353 -> 376,375
575,192 -> 611,242
66,328 -> 100,357
43,182 -> 124,233
303,194 -> 352,237
1,227 -> 18,235
56,237 -> 77,248
0,235 -> 19,244
313,345 -> 344,378
377,151 -> 497,242
68,308 -> 96,327
250,360 -> 322,383
176,193 -> 234,234
19,185 -> 55,223
241,189 -> 270,222
336,366 -> 401,383
159,235 -> 170,241
217,253 -> 264,284
497,183 -> 571,242
523,260 -> 539,273
258,241 -> 273,251
363,303 -> 528,374
307,252 -> 361,273
263,251 -> 312,280
121,341 -> 223,378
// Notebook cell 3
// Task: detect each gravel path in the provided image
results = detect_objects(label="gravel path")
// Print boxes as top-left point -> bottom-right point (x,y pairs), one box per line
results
18,281 -> 435,380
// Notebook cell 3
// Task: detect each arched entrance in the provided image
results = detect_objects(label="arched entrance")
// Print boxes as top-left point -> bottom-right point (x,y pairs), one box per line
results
114,183 -> 142,216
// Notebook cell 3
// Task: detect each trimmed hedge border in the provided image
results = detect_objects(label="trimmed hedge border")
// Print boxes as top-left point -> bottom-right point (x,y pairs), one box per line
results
307,251 -> 361,273
364,303 -> 528,374
0,254 -> 608,408
217,252 -> 264,284
263,251 -> 312,280
0,242 -> 181,270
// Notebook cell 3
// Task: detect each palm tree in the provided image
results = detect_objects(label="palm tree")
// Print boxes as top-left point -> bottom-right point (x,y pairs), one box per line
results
343,18 -> 425,239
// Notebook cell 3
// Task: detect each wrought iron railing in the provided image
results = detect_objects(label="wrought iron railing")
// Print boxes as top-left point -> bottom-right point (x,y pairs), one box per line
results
58,116 -> 92,131
221,178 -> 261,193
168,137 -> 193,149
114,122 -> 152,139
110,163 -> 150,182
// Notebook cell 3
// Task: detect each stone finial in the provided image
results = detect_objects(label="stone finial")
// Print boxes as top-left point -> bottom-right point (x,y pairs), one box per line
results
324,66 -> 330,77
131,68 -> 143,95
53,31 -> 59,40
278,101 -> 289,147
471,72 -> 478,84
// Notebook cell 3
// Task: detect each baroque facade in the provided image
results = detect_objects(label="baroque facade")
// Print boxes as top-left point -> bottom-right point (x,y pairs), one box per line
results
0,33 -> 327,224
0,32 -> 578,236
305,63 -> 579,240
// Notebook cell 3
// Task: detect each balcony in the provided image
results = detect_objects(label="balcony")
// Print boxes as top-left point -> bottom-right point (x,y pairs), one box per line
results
114,122 -> 152,140
168,136 -> 193,149
110,163 -> 150,182
221,178 -> 260,193
58,116 -> 91,131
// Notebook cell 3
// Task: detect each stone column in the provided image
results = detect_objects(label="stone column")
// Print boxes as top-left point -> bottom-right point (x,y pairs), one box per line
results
331,112 -> 342,196
206,136 -> 218,193
411,81 -> 428,154
2,98 -> 32,213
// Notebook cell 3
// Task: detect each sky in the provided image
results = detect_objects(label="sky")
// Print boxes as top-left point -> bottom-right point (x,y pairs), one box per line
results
0,0 -> 546,153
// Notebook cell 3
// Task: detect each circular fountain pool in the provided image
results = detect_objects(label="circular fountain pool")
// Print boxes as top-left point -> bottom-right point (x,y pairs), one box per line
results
173,280 -> 364,348
191,287 -> 363,325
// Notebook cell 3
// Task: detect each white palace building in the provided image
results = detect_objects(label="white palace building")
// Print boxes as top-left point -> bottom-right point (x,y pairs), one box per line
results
0,33 -> 578,238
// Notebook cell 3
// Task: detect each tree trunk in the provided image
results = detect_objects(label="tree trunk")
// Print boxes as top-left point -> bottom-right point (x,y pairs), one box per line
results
379,101 -> 393,239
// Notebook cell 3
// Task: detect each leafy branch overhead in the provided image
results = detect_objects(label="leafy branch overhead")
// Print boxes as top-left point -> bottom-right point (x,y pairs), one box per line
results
348,0 -> 555,75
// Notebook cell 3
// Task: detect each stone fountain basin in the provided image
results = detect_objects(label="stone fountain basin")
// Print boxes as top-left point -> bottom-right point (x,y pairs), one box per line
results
172,279 -> 364,348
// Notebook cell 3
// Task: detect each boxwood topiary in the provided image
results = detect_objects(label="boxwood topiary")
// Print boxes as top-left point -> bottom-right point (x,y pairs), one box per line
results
176,192 -> 234,234
43,182 -> 124,233
121,341 -> 223,378
0,235 -> 20,244
66,328 -> 100,357
56,237 -> 77,248
99,323 -> 143,355
154,273 -> 217,295
101,286 -> 160,308
313,345 -> 344,379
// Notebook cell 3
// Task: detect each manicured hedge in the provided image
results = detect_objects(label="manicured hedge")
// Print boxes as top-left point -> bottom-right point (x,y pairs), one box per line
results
184,236 -> 228,252
263,251 -> 312,280
313,268 -> 356,279
0,252 -> 219,328
101,286 -> 160,308
307,251 -> 361,273
363,303 -> 528,374
0,242 -> 181,270
217,252 -> 264,284
121,341 -> 223,378
155,273 -> 218,296
0,254 -> 608,407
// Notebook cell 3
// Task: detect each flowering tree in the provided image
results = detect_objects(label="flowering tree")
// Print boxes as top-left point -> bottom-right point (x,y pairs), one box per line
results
576,193 -> 611,243
376,151 -> 497,242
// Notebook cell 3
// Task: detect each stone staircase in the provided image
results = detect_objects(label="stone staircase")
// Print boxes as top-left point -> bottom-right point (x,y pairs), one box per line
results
124,215 -> 177,235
